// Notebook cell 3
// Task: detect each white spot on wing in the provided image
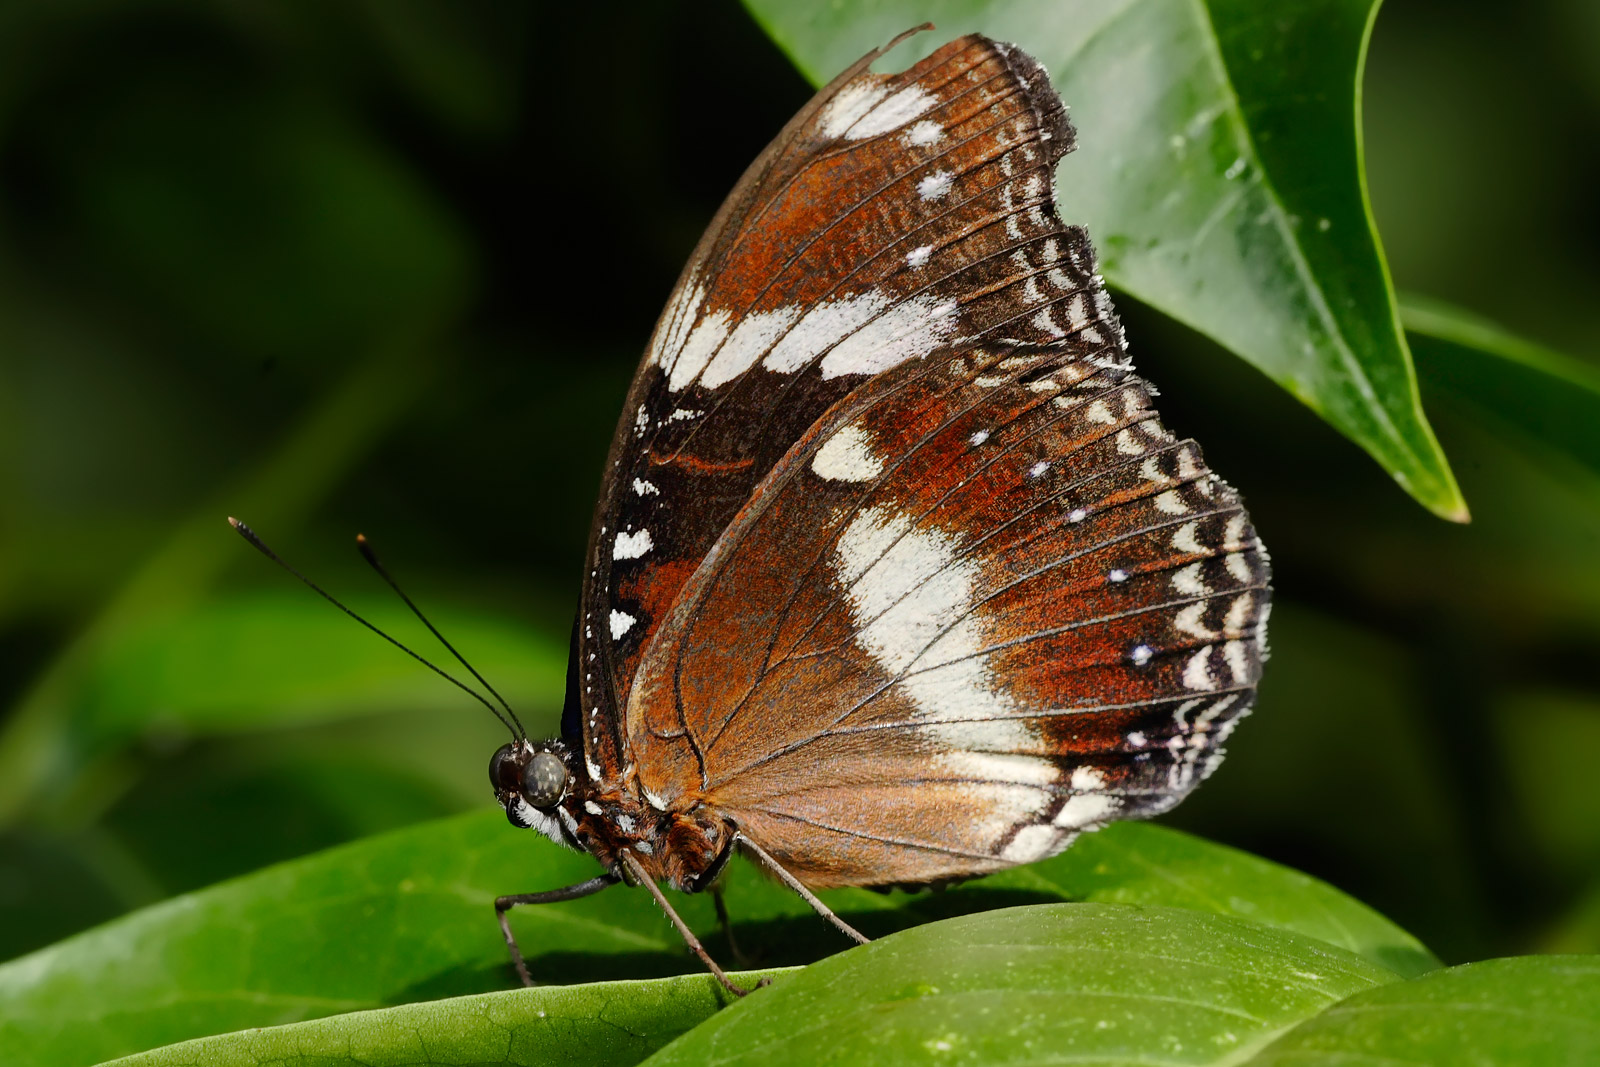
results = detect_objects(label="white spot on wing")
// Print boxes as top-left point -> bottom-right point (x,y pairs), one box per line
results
1223,639 -> 1251,682
608,610 -> 636,639
917,170 -> 953,200
1031,308 -> 1066,338
844,85 -> 938,139
1224,593 -> 1255,635
835,504 -> 1051,837
1070,766 -> 1105,791
1055,792 -> 1119,827
903,119 -> 944,147
763,292 -> 886,374
1002,824 -> 1065,863
1183,646 -> 1217,690
1173,521 -> 1206,555
1154,490 -> 1190,515
699,304 -> 803,389
905,245 -> 933,268
1225,552 -> 1253,583
632,478 -> 659,496
1172,562 -> 1209,596
817,82 -> 889,138
648,279 -> 706,372
812,424 -> 883,482
613,529 -> 653,560
819,295 -> 958,379
661,308 -> 732,392
1173,602 -> 1217,640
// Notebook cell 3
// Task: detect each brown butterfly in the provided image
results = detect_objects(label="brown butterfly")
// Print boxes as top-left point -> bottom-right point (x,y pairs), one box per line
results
240,26 -> 1269,997
480,27 -> 1269,994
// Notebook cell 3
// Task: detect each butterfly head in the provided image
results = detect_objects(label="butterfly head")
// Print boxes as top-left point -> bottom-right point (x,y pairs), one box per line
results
489,738 -> 579,844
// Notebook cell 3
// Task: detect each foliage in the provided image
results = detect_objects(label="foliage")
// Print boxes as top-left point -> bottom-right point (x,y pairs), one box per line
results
1,0 -> 1598,1065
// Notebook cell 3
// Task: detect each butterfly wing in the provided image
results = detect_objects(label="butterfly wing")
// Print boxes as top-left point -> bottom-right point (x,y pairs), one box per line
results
623,341 -> 1269,887
579,33 -> 1120,787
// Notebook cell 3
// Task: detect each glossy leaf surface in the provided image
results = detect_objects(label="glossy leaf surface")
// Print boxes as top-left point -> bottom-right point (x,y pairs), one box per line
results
645,905 -> 1399,1066
1,812 -> 1429,1067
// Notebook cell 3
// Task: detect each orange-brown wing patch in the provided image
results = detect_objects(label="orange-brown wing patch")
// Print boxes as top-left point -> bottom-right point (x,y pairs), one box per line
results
625,345 -> 1268,887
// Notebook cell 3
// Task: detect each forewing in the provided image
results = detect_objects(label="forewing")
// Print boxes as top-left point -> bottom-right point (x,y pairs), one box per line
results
578,33 -> 1120,784
625,346 -> 1270,888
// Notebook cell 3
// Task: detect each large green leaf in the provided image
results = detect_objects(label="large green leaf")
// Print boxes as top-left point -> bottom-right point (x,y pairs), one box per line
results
742,0 -> 1466,520
72,590 -> 564,742
0,811 -> 1430,1067
0,342 -> 452,827
646,905 -> 1399,1066
1248,955 -> 1600,1065
100,973 -> 771,1067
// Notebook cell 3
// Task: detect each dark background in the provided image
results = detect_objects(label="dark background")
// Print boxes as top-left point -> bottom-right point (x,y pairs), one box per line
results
2,0 -> 1598,967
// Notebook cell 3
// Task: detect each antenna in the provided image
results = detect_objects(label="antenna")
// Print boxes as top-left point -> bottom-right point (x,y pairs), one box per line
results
227,517 -> 522,740
355,533 -> 528,739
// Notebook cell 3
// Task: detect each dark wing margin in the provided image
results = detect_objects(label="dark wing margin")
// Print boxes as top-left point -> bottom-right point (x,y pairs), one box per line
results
578,32 -> 1124,788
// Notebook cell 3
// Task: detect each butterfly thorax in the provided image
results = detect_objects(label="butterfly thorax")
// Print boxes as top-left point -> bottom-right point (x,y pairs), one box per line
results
493,737 -> 733,892
565,783 -> 733,892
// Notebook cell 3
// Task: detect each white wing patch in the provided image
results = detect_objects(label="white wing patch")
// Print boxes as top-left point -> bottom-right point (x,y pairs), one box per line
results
764,291 -> 889,374
662,308 -> 732,392
819,296 -> 958,379
917,171 -> 953,200
699,304 -> 805,389
613,528 -> 654,561
834,505 -> 1056,830
812,424 -> 883,482
829,85 -> 939,140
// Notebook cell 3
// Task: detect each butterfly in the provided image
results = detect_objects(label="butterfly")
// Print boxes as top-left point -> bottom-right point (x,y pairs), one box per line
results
485,27 -> 1269,995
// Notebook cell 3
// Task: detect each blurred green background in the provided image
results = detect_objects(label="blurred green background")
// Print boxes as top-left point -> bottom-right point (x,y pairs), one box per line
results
2,0 -> 1597,971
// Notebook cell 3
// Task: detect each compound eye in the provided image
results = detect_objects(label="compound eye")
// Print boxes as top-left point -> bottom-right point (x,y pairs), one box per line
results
488,743 -> 519,792
521,751 -> 568,808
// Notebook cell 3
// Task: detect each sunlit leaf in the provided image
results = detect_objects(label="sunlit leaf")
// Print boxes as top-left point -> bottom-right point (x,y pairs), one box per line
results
646,905 -> 1398,1066
100,973 -> 772,1067
1248,955 -> 1600,1065
742,0 -> 1466,519
0,811 -> 1429,1067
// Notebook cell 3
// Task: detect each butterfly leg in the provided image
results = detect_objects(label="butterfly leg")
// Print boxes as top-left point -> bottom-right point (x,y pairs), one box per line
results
621,851 -> 761,997
495,872 -> 620,987
711,885 -> 755,967
736,833 -> 869,945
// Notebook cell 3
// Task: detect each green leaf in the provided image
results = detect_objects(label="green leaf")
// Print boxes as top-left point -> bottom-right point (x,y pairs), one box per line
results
0,811 -> 1431,1067
982,820 -> 1440,977
645,905 -> 1400,1067
0,341 -> 450,827
1248,955 -> 1600,1065
742,0 -> 1466,519
74,590 -> 564,741
99,973 -> 776,1067
1404,294 -> 1600,478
